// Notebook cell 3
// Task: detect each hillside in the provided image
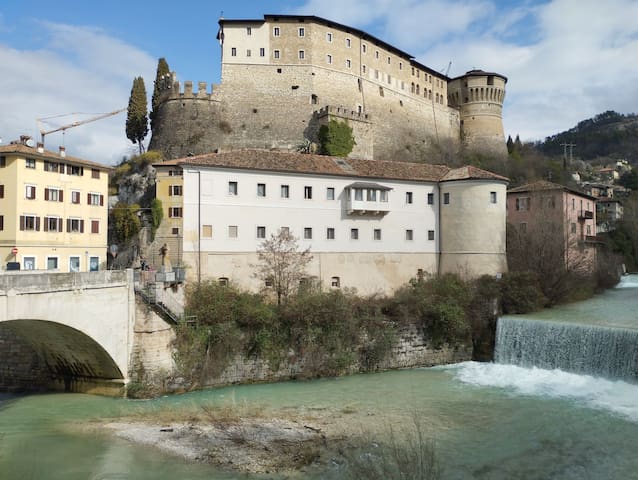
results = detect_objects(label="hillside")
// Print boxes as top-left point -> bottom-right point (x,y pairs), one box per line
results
538,111 -> 638,162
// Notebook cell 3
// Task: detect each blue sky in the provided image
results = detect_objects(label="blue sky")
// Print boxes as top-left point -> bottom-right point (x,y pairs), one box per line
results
1,0 -> 638,164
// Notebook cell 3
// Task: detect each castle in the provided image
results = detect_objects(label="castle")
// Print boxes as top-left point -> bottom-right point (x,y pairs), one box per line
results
149,14 -> 508,161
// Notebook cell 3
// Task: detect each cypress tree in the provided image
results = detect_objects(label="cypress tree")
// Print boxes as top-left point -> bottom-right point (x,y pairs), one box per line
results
150,58 -> 170,130
126,76 -> 149,155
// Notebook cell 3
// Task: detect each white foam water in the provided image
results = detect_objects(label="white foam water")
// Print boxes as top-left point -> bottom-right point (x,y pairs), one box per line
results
454,361 -> 638,423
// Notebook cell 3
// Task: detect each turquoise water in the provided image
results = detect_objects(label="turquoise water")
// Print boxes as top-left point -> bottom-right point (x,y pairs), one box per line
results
1,277 -> 638,479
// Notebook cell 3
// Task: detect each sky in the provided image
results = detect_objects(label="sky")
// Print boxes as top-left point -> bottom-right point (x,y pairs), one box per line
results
1,0 -> 637,165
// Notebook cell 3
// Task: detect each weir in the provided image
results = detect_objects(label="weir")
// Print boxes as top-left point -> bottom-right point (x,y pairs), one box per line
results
495,317 -> 638,381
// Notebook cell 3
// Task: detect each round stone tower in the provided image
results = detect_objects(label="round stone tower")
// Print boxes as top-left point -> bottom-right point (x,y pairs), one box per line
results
447,70 -> 507,156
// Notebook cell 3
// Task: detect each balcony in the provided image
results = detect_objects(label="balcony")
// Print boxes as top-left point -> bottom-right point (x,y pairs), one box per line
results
346,182 -> 392,215
578,210 -> 594,220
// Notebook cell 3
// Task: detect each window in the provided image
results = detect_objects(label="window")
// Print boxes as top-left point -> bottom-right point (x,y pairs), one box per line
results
89,257 -> 99,272
0,185 -> 3,198
47,257 -> 58,271
280,226 -> 290,235
515,197 -> 529,211
273,50 -> 280,59
375,69 -> 379,79
298,27 -> 305,37
406,192 -> 413,204
331,276 -> 340,288
0,156 -> 5,167
399,62 -> 403,70
350,228 -> 359,240
281,184 -> 290,198
387,56 -> 391,64
23,257 -> 35,270
20,215 -> 39,231
443,192 -> 450,205
44,188 -> 61,202
346,38 -> 351,48
168,207 -> 182,218
229,225 -> 238,238
91,168 -> 100,179
327,187 -> 335,200
69,256 -> 80,273
26,158 -> 36,169
327,227 -> 335,239
427,193 -> 434,205
379,86 -> 384,97
71,191 -> 80,204
571,223 -> 577,234
490,191 -> 497,204
91,220 -> 100,234
257,183 -> 266,197
326,54 -> 332,64
260,48 -> 265,57
0,215 -> 2,231
304,227 -> 312,239
246,49 -> 251,57
247,27 -> 252,35
229,181 -> 238,195
362,44 -> 367,53
367,189 -> 376,201
326,32 -> 332,42
362,65 -> 367,74
311,94 -> 318,104
88,193 -> 103,206
354,189 -> 363,201
68,165 -> 83,176
172,227 -> 180,235
587,225 -> 592,235
374,229 -> 382,241
25,185 -> 36,199
257,226 -> 266,238
304,186 -> 312,199
380,190 -> 388,202
67,218 -> 83,233
428,230 -> 435,241
202,225 -> 212,238
44,161 -> 58,172
44,216 -> 62,232
406,229 -> 413,241
169,185 -> 183,196
346,59 -> 351,69
299,50 -> 305,60
375,50 -> 379,59
273,26 -> 280,36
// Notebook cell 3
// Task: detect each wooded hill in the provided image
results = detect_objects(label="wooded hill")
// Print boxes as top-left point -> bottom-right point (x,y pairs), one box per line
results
537,111 -> 638,162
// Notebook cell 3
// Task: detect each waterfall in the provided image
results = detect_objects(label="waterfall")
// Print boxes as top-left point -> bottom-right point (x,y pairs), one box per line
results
495,317 -> 638,381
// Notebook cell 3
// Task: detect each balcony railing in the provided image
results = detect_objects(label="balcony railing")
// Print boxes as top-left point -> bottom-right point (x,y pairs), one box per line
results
578,210 -> 594,220
347,198 -> 391,214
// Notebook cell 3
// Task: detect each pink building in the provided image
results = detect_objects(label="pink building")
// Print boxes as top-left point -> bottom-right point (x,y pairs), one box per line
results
506,181 -> 598,272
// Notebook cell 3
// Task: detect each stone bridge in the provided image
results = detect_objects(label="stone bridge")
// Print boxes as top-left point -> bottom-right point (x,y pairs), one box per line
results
0,270 -> 172,395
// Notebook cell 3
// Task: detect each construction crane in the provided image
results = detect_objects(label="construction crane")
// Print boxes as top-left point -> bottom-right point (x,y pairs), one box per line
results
37,108 -> 126,146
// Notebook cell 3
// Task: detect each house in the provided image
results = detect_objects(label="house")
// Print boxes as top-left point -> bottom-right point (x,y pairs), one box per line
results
596,197 -> 623,233
506,180 -> 598,272
154,149 -> 508,294
0,138 -> 110,272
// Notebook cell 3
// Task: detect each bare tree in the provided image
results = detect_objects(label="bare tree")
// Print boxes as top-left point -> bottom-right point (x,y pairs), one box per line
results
255,231 -> 312,305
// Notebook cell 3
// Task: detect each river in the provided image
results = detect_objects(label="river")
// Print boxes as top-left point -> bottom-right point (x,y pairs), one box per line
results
1,276 -> 637,479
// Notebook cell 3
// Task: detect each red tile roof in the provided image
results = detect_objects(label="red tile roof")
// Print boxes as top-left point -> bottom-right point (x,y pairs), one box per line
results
0,143 -> 112,171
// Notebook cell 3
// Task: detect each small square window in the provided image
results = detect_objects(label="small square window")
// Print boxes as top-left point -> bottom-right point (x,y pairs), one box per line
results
304,227 -> 312,239
406,192 -> 413,204
172,227 -> 180,235
281,184 -> 290,198
327,227 -> 335,239
229,181 -> 238,195
257,226 -> 266,238
257,183 -> 266,197
331,276 -> 340,288
406,229 -> 413,241
443,192 -> 450,205
428,230 -> 435,241
374,229 -> 382,240
26,158 -> 36,169
327,187 -> 335,200
427,193 -> 434,205
351,228 -> 359,240
229,225 -> 238,238
304,186 -> 312,199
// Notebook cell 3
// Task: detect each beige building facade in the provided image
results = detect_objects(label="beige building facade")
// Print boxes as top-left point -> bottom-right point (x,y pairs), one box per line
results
0,140 -> 110,272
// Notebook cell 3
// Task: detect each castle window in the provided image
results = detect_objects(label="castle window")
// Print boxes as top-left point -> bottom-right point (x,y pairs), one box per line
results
387,74 -> 391,84
260,48 -> 265,57
304,186 -> 312,199
362,44 -> 367,53
351,228 -> 359,240
228,225 -> 238,238
490,191 -> 497,204
399,62 -> 403,70
443,193 -> 450,205
311,94 -> 318,104
417,70 -> 420,78
411,83 -> 415,93
304,227 -> 312,239
231,47 -> 237,56
387,56 -> 391,64
416,84 -> 420,95
273,50 -> 280,59
298,27 -> 305,37
326,32 -> 332,42
346,59 -> 351,69
362,65 -> 367,74
373,229 -> 382,241
346,38 -> 351,48
281,184 -> 290,198
257,183 -> 266,197
327,187 -> 335,200
331,277 -> 340,288
273,26 -> 280,37
246,49 -> 251,57
277,68 -> 282,73
427,193 -> 434,205
375,69 -> 379,79
327,227 -> 335,240
379,86 -> 384,97
299,50 -> 305,60
428,230 -> 435,241
406,229 -> 413,241
247,27 -> 252,35
219,277 -> 229,286
375,50 -> 379,59
411,67 -> 415,75
327,54 -> 332,64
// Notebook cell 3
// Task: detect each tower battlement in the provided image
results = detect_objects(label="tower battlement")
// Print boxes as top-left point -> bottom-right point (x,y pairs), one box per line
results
314,105 -> 372,123
157,72 -> 213,102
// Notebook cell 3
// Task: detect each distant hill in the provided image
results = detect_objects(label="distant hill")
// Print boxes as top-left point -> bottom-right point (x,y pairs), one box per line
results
537,111 -> 638,162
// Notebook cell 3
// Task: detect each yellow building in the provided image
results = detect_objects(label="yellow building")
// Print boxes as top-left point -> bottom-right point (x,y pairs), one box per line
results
0,140 -> 110,272
151,159 -> 184,266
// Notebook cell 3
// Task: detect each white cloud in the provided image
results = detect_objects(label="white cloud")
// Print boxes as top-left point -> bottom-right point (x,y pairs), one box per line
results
0,20 -> 155,165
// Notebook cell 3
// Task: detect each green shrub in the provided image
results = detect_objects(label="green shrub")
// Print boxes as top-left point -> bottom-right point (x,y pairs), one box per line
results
500,271 -> 547,313
318,119 -> 356,157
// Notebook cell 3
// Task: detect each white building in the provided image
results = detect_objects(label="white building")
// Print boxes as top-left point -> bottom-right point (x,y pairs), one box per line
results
155,150 -> 508,294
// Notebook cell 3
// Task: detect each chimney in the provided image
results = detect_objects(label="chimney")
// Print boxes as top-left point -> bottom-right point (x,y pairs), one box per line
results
37,142 -> 44,153
59,146 -> 66,158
